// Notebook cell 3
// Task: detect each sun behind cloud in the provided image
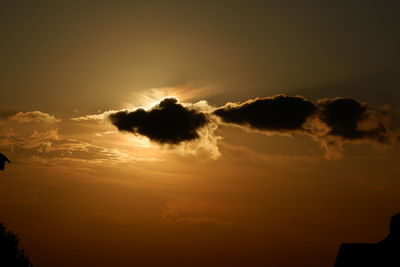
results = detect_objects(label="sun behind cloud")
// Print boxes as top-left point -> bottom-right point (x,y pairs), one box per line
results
122,85 -> 220,110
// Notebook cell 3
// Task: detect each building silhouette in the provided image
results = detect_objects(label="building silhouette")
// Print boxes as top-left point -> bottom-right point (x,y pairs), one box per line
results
335,213 -> 400,266
0,153 -> 11,171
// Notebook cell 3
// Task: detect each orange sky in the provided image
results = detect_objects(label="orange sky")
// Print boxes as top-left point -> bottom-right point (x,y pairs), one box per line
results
1,1 -> 400,266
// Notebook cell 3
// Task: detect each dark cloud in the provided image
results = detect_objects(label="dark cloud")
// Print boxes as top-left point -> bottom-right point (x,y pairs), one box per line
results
317,98 -> 391,143
213,95 -> 316,132
212,94 -> 393,145
108,98 -> 209,144
211,94 -> 397,157
105,94 -> 396,158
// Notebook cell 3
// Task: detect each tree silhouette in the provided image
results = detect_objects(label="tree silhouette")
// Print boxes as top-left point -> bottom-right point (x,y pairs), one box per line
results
0,223 -> 33,267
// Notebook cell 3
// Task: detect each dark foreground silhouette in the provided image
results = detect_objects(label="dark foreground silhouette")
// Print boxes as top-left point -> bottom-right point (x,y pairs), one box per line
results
0,223 -> 33,267
0,153 -> 11,171
335,213 -> 400,266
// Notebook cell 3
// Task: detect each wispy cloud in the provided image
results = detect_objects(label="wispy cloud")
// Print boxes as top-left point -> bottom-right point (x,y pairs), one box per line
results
0,110 -> 160,170
10,111 -> 60,124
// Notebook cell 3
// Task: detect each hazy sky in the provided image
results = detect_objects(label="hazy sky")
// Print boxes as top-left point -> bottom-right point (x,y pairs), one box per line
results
1,1 -> 400,266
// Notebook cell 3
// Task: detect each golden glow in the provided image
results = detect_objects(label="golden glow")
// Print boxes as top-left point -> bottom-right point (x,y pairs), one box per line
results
2,2 -> 399,266
122,85 -> 219,110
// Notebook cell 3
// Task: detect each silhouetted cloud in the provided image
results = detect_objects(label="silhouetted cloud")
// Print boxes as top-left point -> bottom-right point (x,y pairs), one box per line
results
212,94 -> 397,158
314,97 -> 394,158
75,94 -> 398,159
213,95 -> 316,132
108,98 -> 210,144
317,97 -> 390,142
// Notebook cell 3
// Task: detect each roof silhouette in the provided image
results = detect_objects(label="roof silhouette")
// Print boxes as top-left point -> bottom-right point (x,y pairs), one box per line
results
335,213 -> 400,266
0,153 -> 11,171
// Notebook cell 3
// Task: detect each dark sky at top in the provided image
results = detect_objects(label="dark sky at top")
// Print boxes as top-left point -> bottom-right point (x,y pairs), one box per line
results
0,0 -> 399,114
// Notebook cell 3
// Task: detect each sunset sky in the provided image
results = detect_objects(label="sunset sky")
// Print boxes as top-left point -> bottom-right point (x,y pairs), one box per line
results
1,1 -> 400,266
